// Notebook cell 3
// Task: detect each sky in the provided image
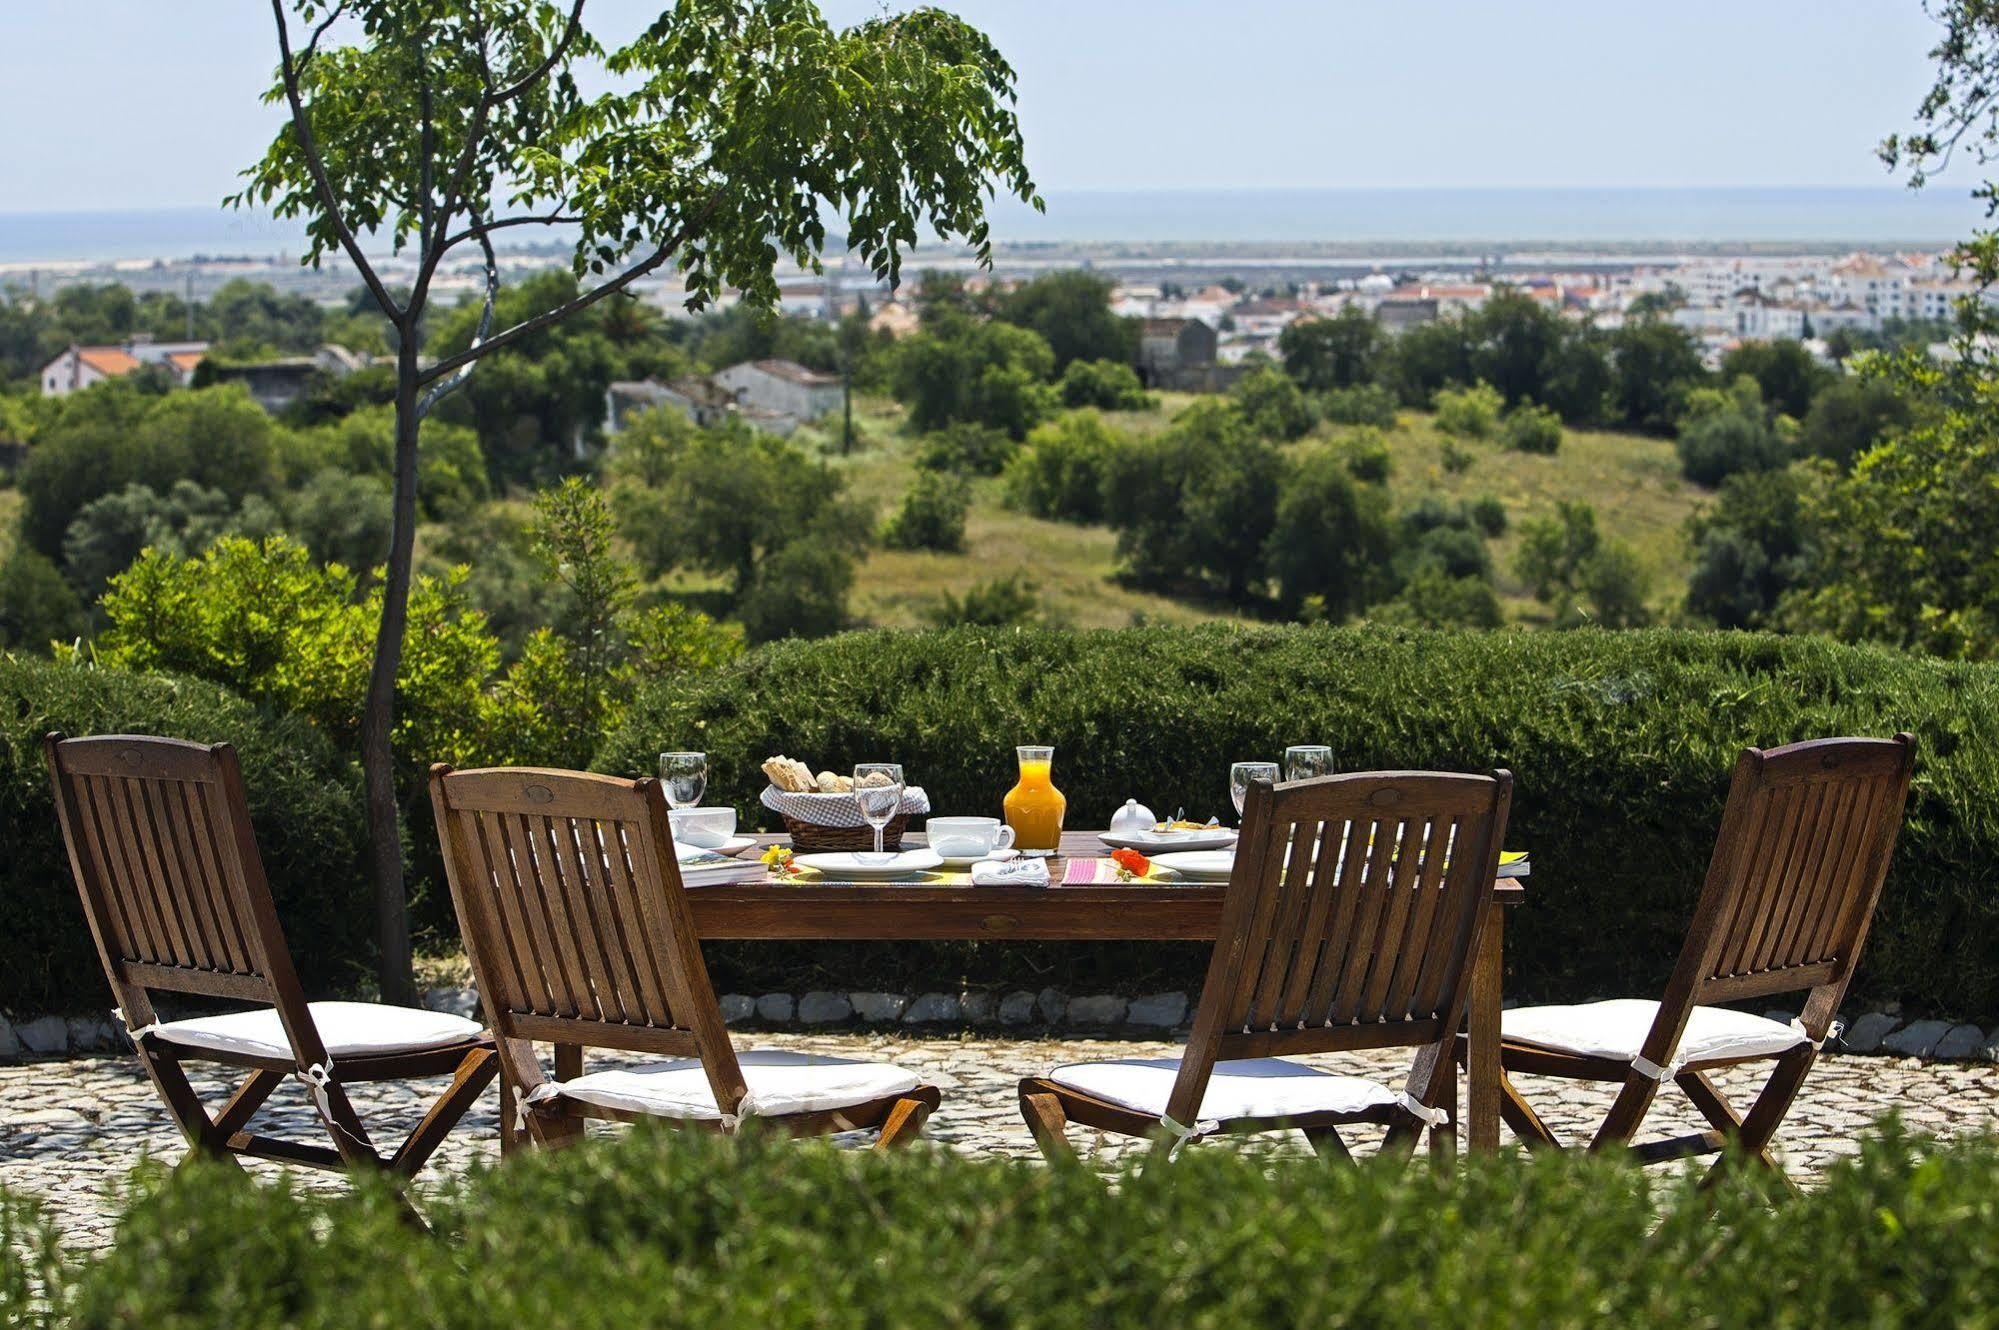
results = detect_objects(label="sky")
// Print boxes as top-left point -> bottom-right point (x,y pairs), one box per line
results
0,1 -> 1963,213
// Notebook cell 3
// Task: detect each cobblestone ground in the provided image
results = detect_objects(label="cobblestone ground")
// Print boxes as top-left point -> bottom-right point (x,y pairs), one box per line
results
5,1035 -> 1996,1251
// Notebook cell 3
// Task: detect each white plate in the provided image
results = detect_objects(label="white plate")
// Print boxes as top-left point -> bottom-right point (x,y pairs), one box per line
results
1151,849 -> 1237,881
1099,828 -> 1238,854
675,836 -> 757,861
794,849 -> 944,881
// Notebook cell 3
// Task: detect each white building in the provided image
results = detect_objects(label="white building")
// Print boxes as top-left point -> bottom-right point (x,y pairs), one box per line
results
711,358 -> 842,426
1671,290 -> 1805,341
40,337 -> 209,396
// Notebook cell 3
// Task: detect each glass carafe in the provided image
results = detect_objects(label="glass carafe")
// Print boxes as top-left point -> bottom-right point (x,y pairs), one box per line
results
1002,744 -> 1067,856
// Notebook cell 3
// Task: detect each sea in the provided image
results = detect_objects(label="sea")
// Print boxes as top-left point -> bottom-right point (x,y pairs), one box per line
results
0,187 -> 1988,265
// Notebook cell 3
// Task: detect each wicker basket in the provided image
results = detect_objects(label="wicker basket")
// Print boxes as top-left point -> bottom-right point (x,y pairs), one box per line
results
759,785 -> 931,853
778,813 -> 913,853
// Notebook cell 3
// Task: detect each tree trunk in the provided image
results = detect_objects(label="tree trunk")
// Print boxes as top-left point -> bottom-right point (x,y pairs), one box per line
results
362,336 -> 425,1005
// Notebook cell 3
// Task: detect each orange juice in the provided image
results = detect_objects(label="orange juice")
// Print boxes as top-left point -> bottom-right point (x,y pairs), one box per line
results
1003,745 -> 1067,853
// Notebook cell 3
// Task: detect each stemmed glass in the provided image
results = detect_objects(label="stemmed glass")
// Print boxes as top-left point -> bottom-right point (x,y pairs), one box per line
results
1284,745 -> 1334,782
659,751 -> 708,810
1230,761 -> 1279,823
852,762 -> 905,860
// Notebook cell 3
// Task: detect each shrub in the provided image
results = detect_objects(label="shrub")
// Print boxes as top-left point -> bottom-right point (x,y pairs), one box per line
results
0,657 -> 367,1013
929,574 -> 1040,627
882,473 -> 971,553
1502,402 -> 1564,454
1513,501 -> 1651,629
917,422 -> 1016,476
1469,494 -> 1508,537
600,624 -> 1999,1015
1432,382 -> 1503,438
1057,358 -> 1152,412
1320,382 -> 1398,428
1439,437 -> 1476,474
0,550 -> 87,652
1369,565 -> 1504,629
1003,410 -> 1125,524
32,1124 -> 1999,1328
1677,408 -> 1787,487
1341,427 -> 1394,482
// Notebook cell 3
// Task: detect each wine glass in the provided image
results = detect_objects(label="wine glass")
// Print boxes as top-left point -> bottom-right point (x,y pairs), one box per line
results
659,751 -> 708,811
1284,745 -> 1334,782
852,762 -> 905,859
1230,761 -> 1279,823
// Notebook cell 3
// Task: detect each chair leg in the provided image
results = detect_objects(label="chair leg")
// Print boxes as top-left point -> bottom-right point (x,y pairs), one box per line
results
1498,1071 -> 1564,1150
1018,1087 -> 1076,1164
873,1087 -> 941,1151
391,1047 -> 500,1177
1304,1127 -> 1352,1163
212,1068 -> 285,1138
1588,1073 -> 1661,1152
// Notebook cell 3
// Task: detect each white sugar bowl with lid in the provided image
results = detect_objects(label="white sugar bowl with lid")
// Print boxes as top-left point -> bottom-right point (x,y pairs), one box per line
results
1109,798 -> 1156,836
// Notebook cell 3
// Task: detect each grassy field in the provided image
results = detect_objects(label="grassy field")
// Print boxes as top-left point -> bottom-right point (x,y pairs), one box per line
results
823,395 -> 1705,629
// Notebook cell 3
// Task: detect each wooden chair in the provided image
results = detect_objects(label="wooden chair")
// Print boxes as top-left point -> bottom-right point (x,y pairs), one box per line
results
1019,769 -> 1513,1164
45,733 -> 497,1200
428,764 -> 941,1149
1488,734 -> 1915,1182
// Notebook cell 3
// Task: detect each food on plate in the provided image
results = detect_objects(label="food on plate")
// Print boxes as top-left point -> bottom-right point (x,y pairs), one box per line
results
1110,847 -> 1151,880
1152,818 -> 1216,832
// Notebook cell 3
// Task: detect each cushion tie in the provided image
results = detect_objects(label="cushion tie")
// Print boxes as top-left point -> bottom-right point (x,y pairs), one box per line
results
1157,1113 -> 1219,1158
1629,1052 -> 1682,1082
1792,1018 -> 1841,1051
111,1007 -> 162,1047
719,1090 -> 767,1135
1398,1092 -> 1451,1128
516,1080 -> 563,1134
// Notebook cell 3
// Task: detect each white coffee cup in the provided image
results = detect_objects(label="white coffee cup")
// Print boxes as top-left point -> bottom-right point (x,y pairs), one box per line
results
926,816 -> 1016,859
668,806 -> 738,849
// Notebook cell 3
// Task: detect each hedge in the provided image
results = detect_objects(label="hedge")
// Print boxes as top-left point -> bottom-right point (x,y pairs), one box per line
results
599,625 -> 1999,1018
0,657 -> 370,1014
8,1122 -> 1996,1328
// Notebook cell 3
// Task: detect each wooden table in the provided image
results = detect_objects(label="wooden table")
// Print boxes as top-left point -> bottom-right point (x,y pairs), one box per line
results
690,829 -> 1525,1151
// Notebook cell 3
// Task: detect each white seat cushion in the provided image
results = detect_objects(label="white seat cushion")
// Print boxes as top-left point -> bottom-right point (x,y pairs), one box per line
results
1503,998 -> 1807,1068
147,1001 -> 484,1062
1048,1056 -> 1403,1122
546,1049 -> 923,1121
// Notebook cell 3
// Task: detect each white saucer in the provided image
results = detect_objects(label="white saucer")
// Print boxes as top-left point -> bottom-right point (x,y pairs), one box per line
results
1099,828 -> 1238,854
794,849 -> 944,881
677,836 -> 757,860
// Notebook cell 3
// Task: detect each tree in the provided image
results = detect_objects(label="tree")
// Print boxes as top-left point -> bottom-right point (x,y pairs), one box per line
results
1230,364 -> 1317,440
1384,316 -> 1475,408
0,550 -> 86,651
1608,318 -> 1707,434
1057,358 -> 1151,411
62,481 -> 244,600
1501,402 -> 1563,455
1277,305 -> 1383,391
1513,500 -> 1651,628
237,0 -> 1035,998
1676,392 -> 1787,486
995,270 -> 1136,372
1720,339 -> 1834,423
1799,374 -> 1917,469
1003,409 -> 1125,523
892,316 -> 1055,437
1104,400 -> 1282,603
1684,466 -> 1817,630
1262,449 -> 1396,618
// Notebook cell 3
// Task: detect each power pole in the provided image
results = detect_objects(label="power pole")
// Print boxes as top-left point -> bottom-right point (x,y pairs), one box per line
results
185,270 -> 196,341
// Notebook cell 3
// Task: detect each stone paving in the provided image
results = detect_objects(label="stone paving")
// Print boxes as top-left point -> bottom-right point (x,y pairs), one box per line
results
5,1034 -> 1997,1251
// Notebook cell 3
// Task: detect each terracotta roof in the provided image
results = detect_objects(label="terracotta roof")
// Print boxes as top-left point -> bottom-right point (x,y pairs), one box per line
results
166,350 -> 205,372
75,347 -> 140,375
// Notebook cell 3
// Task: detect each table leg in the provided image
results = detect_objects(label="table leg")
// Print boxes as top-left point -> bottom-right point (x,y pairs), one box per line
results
1466,900 -> 1504,1152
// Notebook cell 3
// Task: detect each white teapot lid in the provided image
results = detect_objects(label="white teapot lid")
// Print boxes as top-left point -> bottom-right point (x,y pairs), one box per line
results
1109,798 -> 1156,833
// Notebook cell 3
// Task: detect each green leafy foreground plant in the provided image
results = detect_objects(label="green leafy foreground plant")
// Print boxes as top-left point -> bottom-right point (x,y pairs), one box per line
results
22,1121 -> 1999,1329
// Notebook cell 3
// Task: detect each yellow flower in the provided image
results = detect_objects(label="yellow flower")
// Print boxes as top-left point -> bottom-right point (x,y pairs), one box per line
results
761,844 -> 796,876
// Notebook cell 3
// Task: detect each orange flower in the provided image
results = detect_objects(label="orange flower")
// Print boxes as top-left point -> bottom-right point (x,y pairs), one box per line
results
1110,847 -> 1150,880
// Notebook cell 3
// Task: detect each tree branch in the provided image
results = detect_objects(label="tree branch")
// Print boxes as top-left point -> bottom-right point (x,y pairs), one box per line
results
437,211 -> 580,251
417,218 -> 499,419
488,0 -> 586,105
410,19 -> 493,320
416,35 -> 436,259
417,194 -> 721,385
270,0 -> 404,322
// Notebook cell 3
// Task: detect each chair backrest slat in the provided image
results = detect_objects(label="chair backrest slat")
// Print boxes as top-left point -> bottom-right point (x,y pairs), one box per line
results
1694,736 -> 1914,993
1182,771 -> 1513,1075
47,735 -> 288,994
430,766 -> 740,1079
45,734 -> 327,1065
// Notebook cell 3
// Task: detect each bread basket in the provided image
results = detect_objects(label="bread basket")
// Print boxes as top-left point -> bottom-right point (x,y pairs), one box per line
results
759,785 -> 932,852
